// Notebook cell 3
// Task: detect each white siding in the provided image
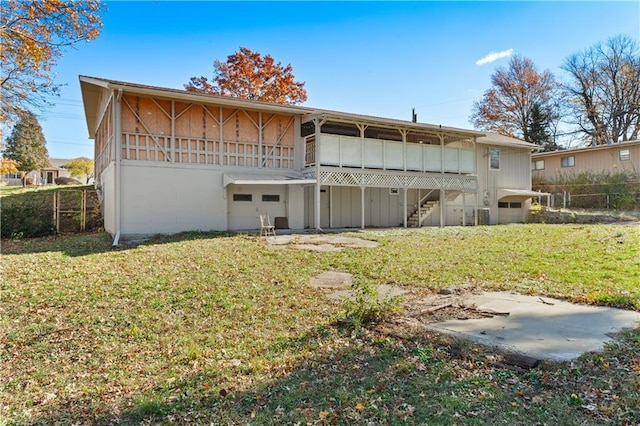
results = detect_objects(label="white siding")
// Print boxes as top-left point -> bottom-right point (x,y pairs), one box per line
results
119,161 -> 227,235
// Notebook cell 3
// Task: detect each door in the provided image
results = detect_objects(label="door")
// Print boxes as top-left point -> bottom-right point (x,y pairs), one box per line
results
227,185 -> 286,230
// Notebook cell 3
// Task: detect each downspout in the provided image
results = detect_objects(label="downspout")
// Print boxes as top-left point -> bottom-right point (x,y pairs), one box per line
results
112,88 -> 123,246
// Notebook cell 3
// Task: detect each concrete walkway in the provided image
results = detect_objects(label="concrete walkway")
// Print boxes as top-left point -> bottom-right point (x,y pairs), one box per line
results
426,292 -> 640,361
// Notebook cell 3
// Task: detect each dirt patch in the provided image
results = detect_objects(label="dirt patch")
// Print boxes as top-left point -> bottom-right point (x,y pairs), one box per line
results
267,234 -> 379,252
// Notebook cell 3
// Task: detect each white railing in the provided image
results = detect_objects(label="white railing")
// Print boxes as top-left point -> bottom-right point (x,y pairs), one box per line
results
121,132 -> 294,169
311,134 -> 475,174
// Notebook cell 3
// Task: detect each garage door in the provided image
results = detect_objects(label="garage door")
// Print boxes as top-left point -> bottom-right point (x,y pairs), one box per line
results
227,184 -> 286,230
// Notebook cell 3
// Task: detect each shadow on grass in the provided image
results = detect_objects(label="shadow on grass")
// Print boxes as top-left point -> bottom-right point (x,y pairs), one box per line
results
1,230 -> 240,257
22,321 -> 640,425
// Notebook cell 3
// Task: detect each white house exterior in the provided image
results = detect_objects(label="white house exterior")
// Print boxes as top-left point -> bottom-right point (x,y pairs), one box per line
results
79,76 -> 543,239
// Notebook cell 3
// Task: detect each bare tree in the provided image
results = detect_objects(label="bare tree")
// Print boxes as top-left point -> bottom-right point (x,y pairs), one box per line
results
562,35 -> 640,145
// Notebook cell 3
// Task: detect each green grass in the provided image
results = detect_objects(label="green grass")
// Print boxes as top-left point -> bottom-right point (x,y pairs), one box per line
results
1,224 -> 639,424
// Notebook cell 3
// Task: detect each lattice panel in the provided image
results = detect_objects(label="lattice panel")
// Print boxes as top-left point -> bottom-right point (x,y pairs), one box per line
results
316,169 -> 477,191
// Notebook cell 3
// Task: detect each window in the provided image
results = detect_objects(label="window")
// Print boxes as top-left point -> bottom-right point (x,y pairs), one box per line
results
262,194 -> 280,202
561,156 -> 575,167
532,160 -> 545,170
233,194 -> 252,201
389,188 -> 399,195
499,202 -> 523,208
489,148 -> 500,170
620,149 -> 630,161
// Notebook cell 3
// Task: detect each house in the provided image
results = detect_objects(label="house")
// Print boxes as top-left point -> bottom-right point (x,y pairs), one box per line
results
1,158 -> 72,186
531,140 -> 640,181
79,76 -> 544,240
41,158 -> 73,184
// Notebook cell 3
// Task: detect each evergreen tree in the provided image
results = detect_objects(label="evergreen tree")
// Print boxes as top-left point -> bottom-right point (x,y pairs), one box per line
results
3,110 -> 49,186
528,103 -> 559,151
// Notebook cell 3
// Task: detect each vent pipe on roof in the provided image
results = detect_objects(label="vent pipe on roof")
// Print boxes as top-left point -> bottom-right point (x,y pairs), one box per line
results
412,108 -> 417,123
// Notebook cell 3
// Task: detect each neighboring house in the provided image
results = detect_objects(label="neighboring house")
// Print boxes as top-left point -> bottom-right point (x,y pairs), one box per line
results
1,158 -> 72,186
41,158 -> 73,184
79,76 -> 544,239
531,140 -> 640,181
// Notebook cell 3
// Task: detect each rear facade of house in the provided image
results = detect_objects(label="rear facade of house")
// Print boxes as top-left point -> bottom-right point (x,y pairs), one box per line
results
80,76 -> 542,237
532,141 -> 640,181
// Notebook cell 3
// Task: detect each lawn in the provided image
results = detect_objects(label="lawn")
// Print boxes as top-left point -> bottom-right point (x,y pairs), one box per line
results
1,224 -> 639,425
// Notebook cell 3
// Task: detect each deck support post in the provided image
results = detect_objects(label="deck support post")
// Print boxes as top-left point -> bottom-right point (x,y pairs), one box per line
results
403,188 -> 408,228
360,186 -> 365,230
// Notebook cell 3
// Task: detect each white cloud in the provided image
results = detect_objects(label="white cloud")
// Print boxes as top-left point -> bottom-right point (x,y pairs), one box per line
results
475,48 -> 514,66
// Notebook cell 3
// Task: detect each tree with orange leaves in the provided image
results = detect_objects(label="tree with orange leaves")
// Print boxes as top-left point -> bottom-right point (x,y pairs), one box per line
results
470,55 -> 560,149
0,0 -> 104,124
185,47 -> 307,105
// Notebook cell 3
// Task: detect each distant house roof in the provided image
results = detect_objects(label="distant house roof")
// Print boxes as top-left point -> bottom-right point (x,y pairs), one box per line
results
42,158 -> 71,170
532,140 -> 640,158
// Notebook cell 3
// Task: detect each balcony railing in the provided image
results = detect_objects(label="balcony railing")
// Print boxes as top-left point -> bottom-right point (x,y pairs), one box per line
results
305,134 -> 475,174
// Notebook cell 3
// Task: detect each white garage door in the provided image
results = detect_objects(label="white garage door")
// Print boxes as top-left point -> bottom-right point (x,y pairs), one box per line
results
227,185 -> 286,230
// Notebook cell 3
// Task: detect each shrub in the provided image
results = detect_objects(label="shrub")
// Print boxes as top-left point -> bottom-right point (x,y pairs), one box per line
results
1,192 -> 55,238
55,176 -> 83,185
343,278 -> 402,328
533,171 -> 639,210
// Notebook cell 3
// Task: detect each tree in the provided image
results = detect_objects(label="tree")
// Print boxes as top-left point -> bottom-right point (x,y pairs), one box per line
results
562,35 -> 640,145
2,110 -> 49,186
528,103 -> 559,151
0,157 -> 19,176
470,55 -> 560,146
64,157 -> 94,183
0,0 -> 104,124
185,47 -> 307,105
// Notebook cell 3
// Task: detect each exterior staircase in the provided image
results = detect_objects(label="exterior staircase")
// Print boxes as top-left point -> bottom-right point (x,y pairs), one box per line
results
407,200 -> 439,227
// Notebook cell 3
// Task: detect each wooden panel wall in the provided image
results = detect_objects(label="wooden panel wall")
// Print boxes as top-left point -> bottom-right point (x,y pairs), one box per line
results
118,93 -> 296,169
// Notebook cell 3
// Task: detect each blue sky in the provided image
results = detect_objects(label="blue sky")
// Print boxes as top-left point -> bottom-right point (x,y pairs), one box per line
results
35,1 -> 640,159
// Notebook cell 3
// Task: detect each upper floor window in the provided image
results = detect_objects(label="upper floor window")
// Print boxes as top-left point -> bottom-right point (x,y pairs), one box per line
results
619,149 -> 630,161
532,160 -> 545,170
561,156 -> 575,167
489,148 -> 500,170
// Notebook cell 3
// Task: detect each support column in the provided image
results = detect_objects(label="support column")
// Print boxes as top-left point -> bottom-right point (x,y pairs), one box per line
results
403,188 -> 408,228
400,129 -> 408,172
418,189 -> 421,227
314,118 -> 321,231
329,186 -> 333,228
170,100 -> 176,163
462,192 -> 466,226
360,186 -> 365,230
440,189 -> 445,227
258,111 -> 263,168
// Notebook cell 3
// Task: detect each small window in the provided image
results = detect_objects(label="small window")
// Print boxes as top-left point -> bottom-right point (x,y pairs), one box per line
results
532,160 -> 545,170
498,202 -> 523,208
262,194 -> 280,202
561,156 -> 575,167
489,148 -> 500,170
233,194 -> 252,202
389,188 -> 399,195
619,149 -> 630,161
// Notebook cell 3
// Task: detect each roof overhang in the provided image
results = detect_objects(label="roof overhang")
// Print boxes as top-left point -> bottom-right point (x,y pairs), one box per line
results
301,111 -> 484,140
223,173 -> 317,188
498,189 -> 550,201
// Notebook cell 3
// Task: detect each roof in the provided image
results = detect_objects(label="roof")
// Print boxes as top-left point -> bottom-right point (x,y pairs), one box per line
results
532,139 -> 640,158
498,189 -> 550,200
223,173 -> 316,187
79,76 -> 532,150
477,133 -> 541,150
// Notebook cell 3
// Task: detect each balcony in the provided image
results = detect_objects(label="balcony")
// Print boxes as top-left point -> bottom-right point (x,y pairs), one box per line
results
305,134 -> 475,174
